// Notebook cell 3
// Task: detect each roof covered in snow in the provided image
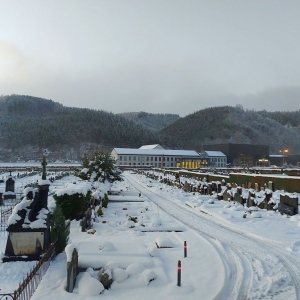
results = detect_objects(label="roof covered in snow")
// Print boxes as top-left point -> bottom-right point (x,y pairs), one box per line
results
205,151 -> 226,157
112,148 -> 200,157
139,144 -> 164,150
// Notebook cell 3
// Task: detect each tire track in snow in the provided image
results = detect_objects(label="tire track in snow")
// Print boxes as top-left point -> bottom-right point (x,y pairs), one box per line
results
125,173 -> 252,300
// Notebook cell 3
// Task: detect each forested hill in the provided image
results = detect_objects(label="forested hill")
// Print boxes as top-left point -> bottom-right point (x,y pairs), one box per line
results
0,95 -> 159,161
159,106 -> 300,154
118,111 -> 180,131
257,110 -> 300,129
1,95 -> 300,162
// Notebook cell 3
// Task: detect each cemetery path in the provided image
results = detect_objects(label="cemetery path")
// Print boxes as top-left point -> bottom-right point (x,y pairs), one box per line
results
125,172 -> 300,300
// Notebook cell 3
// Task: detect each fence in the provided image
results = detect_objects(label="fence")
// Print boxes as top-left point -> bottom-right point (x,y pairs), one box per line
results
0,239 -> 59,300
0,194 -> 23,233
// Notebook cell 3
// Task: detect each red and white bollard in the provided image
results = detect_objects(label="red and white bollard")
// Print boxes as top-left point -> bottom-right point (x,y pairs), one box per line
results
177,260 -> 181,286
184,241 -> 187,258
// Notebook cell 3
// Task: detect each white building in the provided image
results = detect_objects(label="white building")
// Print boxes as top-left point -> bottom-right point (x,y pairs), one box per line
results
204,151 -> 227,168
111,145 -> 208,168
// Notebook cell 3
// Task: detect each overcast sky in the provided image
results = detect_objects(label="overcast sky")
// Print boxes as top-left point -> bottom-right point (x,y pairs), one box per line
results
1,1 -> 299,116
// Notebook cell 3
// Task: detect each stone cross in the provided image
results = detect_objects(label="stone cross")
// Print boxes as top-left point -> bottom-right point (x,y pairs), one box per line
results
42,156 -> 47,180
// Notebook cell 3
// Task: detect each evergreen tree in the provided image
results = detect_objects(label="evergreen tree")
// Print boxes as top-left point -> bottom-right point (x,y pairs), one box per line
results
76,151 -> 123,183
50,205 -> 69,253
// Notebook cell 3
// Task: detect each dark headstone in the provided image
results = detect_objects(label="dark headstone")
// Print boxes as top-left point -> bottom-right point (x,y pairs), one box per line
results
278,202 -> 294,216
4,155 -> 51,262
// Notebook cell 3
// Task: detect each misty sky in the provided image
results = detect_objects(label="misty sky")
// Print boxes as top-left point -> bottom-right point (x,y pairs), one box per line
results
1,1 -> 300,116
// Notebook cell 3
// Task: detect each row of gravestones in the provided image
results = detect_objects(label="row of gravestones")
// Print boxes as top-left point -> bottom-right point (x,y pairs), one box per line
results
183,181 -> 223,195
220,186 -> 298,215
142,171 -> 299,216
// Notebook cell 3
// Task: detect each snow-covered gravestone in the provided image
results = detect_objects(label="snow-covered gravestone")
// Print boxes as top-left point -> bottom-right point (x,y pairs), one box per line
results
3,155 -> 51,262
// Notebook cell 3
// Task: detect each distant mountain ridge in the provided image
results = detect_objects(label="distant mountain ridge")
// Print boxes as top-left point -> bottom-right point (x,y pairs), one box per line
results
118,111 -> 180,131
0,95 -> 160,161
1,95 -> 300,162
159,106 -> 300,154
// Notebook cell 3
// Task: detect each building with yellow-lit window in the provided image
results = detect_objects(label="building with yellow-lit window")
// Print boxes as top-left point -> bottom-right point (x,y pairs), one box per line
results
111,144 -> 208,168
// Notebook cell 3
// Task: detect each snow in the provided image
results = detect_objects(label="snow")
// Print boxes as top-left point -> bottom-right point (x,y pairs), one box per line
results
141,269 -> 157,285
112,268 -> 128,283
76,272 -> 104,296
2,169 -> 300,300
55,182 -> 92,197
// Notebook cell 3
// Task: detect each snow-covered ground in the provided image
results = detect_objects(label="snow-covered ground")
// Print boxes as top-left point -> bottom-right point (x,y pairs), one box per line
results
1,170 -> 300,299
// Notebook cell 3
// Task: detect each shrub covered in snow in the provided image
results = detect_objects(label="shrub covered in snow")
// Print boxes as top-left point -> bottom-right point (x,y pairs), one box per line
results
99,241 -> 116,252
53,184 -> 92,220
126,263 -> 145,276
112,268 -> 128,283
141,269 -> 157,285
77,272 -> 104,296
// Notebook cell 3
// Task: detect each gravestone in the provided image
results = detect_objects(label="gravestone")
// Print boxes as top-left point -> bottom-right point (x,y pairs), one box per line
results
247,182 -> 251,189
279,194 -> 298,215
254,183 -> 259,192
278,203 -> 294,216
4,171 -> 16,200
268,181 -> 274,191
234,190 -> 243,204
207,184 -> 212,195
3,155 -> 51,262
223,189 -> 232,201
67,247 -> 79,293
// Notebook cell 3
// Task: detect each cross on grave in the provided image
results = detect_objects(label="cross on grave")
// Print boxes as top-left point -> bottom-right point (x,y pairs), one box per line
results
42,155 -> 47,180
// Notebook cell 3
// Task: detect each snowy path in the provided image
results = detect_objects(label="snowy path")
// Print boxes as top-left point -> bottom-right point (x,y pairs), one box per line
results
125,172 -> 300,300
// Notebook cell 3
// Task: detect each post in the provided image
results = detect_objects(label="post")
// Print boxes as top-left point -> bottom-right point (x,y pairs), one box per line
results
184,241 -> 187,258
177,260 -> 181,286
41,155 -> 47,180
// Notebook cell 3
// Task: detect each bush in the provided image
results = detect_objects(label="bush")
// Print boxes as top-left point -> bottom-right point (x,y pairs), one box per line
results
102,193 -> 109,208
97,206 -> 103,216
50,205 -> 69,253
53,191 -> 91,220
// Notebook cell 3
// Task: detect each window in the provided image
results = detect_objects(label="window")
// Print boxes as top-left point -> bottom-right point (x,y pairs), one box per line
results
146,157 -> 149,161
119,156 -> 122,160
129,156 -> 131,161
155,157 -> 157,161
133,156 -> 136,161
124,156 -> 127,161
151,157 -> 153,161
159,157 -> 161,161
167,157 -> 169,161
171,157 -> 173,161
